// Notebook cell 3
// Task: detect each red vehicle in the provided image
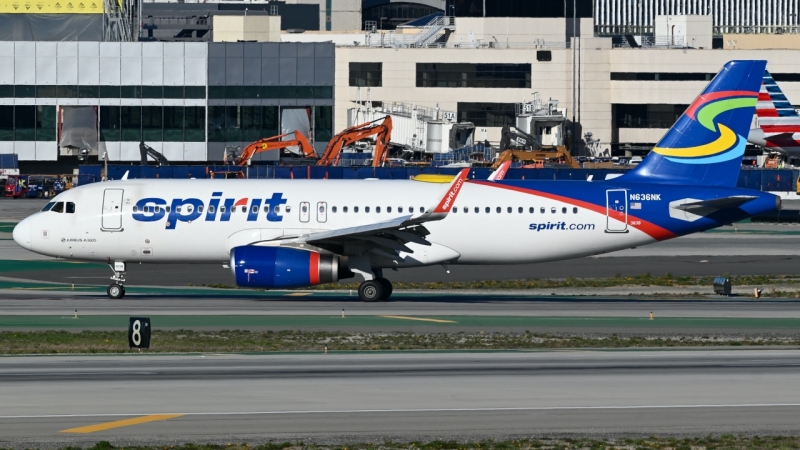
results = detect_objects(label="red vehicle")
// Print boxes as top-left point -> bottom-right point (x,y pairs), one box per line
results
4,175 -> 28,198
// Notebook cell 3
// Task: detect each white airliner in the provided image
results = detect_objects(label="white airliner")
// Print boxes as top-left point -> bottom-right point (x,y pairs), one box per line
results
12,61 -> 780,301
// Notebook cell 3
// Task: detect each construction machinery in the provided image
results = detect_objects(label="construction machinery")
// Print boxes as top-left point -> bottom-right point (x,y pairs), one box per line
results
491,146 -> 580,169
317,116 -> 393,167
499,124 -> 540,151
235,130 -> 315,166
139,142 -> 170,167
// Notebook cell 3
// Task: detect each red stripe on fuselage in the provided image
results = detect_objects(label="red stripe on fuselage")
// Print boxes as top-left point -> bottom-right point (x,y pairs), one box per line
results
469,180 -> 677,241
760,125 -> 800,133
309,252 -> 320,285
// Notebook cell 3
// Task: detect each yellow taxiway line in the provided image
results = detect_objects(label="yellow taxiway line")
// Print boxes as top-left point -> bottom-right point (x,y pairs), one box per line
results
61,414 -> 184,434
379,315 -> 456,323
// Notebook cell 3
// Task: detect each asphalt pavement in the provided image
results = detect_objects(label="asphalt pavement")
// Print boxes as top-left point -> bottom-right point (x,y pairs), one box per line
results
3,350 -> 800,445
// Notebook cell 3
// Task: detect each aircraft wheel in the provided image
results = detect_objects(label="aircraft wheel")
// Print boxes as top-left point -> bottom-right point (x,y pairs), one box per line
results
376,278 -> 393,300
107,284 -> 124,299
358,280 -> 383,302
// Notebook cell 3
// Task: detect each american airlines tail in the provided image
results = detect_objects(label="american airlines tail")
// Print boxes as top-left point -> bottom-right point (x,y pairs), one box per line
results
748,70 -> 800,154
622,60 -> 764,186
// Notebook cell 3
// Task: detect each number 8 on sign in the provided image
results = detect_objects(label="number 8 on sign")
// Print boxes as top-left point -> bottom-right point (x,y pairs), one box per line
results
128,317 -> 151,349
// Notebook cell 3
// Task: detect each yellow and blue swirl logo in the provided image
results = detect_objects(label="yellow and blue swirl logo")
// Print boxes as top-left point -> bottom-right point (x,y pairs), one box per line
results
653,92 -> 757,164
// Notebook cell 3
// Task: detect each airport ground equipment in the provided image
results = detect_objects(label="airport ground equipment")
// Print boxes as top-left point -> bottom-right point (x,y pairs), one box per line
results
4,174 -> 27,198
139,142 -> 170,167
499,124 -> 540,151
491,146 -> 580,169
317,116 -> 393,167
235,130 -> 314,166
713,277 -> 732,296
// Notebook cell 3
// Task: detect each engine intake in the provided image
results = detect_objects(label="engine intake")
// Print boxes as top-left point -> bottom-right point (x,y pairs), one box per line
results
230,246 -> 344,288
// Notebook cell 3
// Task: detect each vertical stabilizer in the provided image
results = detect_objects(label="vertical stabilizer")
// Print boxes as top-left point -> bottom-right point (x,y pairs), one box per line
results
620,60 -> 766,187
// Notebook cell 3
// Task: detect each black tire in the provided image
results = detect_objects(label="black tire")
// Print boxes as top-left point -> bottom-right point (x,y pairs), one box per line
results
358,280 -> 383,302
107,284 -> 124,299
120,286 -> 126,298
376,278 -> 393,300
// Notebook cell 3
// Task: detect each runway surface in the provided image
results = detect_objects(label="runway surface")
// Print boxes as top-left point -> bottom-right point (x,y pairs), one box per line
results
3,350 -> 800,445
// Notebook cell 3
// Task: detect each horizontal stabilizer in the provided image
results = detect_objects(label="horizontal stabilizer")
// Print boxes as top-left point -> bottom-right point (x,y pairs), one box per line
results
674,196 -> 758,212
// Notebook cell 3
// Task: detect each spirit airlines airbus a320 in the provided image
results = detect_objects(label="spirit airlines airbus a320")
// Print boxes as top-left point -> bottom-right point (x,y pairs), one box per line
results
13,60 -> 780,302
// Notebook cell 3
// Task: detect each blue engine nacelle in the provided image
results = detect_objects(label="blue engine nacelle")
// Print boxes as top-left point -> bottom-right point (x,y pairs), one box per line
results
230,246 -> 344,288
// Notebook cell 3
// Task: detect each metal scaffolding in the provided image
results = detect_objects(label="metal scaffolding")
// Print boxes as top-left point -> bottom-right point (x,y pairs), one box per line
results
595,0 -> 800,35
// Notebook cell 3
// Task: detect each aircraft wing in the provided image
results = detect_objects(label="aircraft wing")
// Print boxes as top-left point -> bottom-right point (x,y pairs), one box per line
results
274,169 -> 469,256
674,196 -> 758,212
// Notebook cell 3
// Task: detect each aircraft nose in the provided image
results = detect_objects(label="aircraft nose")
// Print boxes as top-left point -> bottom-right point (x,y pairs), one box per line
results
12,218 -> 31,250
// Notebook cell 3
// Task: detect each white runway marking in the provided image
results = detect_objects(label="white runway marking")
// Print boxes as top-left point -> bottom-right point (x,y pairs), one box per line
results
4,403 -> 800,419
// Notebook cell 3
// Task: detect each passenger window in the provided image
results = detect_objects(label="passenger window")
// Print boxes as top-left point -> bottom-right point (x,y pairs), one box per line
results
366,206 -> 371,213
209,206 -> 215,214
409,207 -> 414,213
186,206 -> 193,213
398,207 -> 403,213
573,207 -> 578,213
518,207 -> 523,213
507,207 -> 512,213
562,207 -> 567,214
263,206 -> 269,212
302,205 -> 308,213
66,202 -> 75,214
241,206 -> 246,213
376,206 -> 381,213
41,202 -> 55,212
155,206 -> 161,213
485,207 -> 490,213
51,202 -> 64,213
529,207 -> 534,213
176,206 -> 181,213
474,207 -> 479,213
132,205 -> 138,212
220,206 -> 226,213
420,206 -> 424,212
166,206 -> 171,213
551,207 -> 556,213
453,207 -> 458,213
319,205 -> 325,213
252,206 -> 258,213
496,207 -> 501,213
354,206 -> 359,213
387,206 -> 392,213
464,207 -> 468,213
286,205 -> 292,213
275,206 -> 281,213
540,207 -> 545,213
343,206 -> 349,213
332,206 -> 337,213
198,205 -> 204,213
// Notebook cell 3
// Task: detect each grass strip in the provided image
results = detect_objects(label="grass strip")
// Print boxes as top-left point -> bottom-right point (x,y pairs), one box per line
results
2,330 -> 799,354
193,273 -> 800,291
18,435 -> 800,450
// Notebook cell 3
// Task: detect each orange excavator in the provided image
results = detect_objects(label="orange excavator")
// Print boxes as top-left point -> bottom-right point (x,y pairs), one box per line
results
317,116 -> 393,167
235,130 -> 315,166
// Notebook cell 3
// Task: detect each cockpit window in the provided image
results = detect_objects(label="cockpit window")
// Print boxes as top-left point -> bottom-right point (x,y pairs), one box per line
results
50,202 -> 64,213
41,202 -> 55,212
66,202 -> 75,214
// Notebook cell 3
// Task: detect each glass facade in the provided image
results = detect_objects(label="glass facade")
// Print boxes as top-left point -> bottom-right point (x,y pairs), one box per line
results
208,106 -> 280,143
208,86 -> 333,99
0,105 -> 56,141
101,106 -> 206,142
349,63 -> 382,87
0,85 -> 207,99
614,104 -> 689,128
457,103 -> 516,127
417,63 -> 531,88
611,73 -> 714,81
455,0 -> 592,17
314,106 -> 333,143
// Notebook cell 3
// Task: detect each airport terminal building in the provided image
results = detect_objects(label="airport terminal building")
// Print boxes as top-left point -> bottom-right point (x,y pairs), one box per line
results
3,0 -> 800,164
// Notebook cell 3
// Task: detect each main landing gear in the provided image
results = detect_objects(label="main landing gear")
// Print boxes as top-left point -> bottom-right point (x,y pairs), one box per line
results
107,261 -> 126,299
358,277 -> 393,302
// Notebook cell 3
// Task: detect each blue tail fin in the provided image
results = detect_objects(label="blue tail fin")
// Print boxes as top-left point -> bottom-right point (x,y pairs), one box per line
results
620,60 -> 766,187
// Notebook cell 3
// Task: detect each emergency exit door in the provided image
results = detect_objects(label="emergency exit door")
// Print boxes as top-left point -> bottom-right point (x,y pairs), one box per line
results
605,189 -> 628,233
102,189 -> 124,230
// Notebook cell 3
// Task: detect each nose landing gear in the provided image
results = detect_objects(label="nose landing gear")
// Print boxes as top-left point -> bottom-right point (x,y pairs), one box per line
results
107,261 -> 126,299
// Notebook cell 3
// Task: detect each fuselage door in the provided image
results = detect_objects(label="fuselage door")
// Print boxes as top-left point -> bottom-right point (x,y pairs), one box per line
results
299,201 -> 310,223
316,201 -> 327,223
102,188 -> 124,230
605,189 -> 628,233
